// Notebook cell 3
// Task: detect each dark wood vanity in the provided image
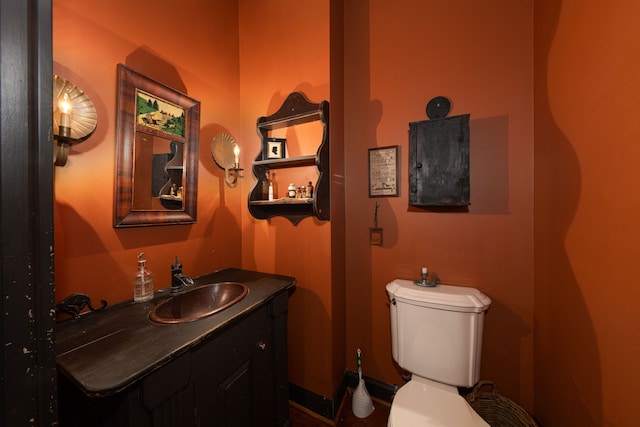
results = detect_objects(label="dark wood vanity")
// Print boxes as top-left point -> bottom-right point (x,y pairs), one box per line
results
56,268 -> 295,427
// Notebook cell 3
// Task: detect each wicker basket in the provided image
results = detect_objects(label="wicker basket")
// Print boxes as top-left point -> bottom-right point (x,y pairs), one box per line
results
465,380 -> 538,427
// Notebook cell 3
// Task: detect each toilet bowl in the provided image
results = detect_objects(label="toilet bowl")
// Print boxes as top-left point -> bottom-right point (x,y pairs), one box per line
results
388,377 -> 488,426
386,279 -> 491,426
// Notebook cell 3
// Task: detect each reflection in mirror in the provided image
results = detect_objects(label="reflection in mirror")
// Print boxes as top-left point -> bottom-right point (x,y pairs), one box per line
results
114,64 -> 200,227
133,134 -> 185,210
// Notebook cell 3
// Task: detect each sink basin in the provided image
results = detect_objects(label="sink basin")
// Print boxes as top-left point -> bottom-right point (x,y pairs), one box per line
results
149,282 -> 249,324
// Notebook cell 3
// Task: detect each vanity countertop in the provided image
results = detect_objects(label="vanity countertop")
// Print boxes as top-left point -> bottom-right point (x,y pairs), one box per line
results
56,268 -> 296,397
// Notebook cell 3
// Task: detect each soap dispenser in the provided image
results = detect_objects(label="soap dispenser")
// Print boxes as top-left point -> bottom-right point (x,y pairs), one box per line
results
134,252 -> 154,302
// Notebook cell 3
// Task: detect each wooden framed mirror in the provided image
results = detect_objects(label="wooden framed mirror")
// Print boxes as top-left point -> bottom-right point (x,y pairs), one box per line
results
114,64 -> 200,227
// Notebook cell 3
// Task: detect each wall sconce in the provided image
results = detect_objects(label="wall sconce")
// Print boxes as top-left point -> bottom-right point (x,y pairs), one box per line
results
53,75 -> 97,166
211,133 -> 243,187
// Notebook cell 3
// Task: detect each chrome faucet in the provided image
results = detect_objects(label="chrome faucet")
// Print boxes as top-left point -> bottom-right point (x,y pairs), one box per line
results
171,256 -> 194,295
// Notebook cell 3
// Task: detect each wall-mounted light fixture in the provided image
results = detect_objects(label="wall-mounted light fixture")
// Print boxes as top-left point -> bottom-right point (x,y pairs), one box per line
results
211,133 -> 243,187
53,75 -> 97,166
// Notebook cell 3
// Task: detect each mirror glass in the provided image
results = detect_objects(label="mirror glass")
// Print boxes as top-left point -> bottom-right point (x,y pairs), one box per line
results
114,64 -> 200,227
132,135 -> 184,211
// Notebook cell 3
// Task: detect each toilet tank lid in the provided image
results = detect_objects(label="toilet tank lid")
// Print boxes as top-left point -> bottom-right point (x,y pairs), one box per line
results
386,279 -> 491,313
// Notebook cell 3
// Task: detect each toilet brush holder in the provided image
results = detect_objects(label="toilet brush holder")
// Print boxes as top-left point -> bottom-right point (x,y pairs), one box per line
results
352,349 -> 375,418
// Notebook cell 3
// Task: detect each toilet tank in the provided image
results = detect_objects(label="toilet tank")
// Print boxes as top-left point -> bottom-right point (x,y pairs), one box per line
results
386,279 -> 491,388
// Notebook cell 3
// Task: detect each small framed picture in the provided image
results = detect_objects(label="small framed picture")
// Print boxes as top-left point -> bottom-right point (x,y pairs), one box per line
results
369,145 -> 399,197
369,228 -> 383,246
265,137 -> 286,159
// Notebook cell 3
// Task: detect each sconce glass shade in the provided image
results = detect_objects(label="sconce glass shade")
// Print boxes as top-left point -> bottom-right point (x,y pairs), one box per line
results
53,75 -> 98,165
211,133 -> 242,187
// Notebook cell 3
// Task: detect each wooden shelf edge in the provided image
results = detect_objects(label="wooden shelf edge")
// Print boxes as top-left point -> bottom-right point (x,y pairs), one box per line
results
257,110 -> 321,130
250,198 -> 313,206
253,155 -> 317,169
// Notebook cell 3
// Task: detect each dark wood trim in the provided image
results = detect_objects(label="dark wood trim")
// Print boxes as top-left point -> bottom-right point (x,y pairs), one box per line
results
289,371 -> 396,421
289,382 -> 340,420
0,0 -> 56,426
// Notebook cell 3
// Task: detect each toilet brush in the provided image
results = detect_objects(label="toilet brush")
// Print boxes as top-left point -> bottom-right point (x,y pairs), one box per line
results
352,348 -> 375,418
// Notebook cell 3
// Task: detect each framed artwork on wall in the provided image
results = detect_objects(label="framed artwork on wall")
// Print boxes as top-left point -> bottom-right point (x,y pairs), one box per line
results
114,64 -> 200,227
265,137 -> 286,159
369,228 -> 383,245
368,145 -> 399,197
135,89 -> 187,141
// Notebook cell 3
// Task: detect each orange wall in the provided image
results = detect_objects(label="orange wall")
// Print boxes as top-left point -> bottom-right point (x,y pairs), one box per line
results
66,2 -> 640,423
52,1 -> 640,423
534,1 -> 640,425
53,0 -> 244,306
343,0 -> 535,411
54,0 -> 345,403
237,0 -> 344,399
53,0 -> 536,410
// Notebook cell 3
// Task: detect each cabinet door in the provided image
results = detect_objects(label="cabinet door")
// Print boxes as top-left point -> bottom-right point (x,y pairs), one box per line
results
192,305 -> 275,426
409,114 -> 470,206
58,364 -> 196,427
140,351 -> 195,427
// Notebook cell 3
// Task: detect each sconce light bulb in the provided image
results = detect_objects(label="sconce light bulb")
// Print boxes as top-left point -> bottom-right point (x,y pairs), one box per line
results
59,93 -> 72,114
58,93 -> 73,131
233,144 -> 240,167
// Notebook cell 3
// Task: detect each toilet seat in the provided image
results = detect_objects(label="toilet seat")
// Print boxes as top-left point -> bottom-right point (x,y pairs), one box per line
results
388,377 -> 488,427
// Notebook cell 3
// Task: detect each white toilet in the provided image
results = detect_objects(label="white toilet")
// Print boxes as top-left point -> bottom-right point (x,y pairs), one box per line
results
386,278 -> 491,426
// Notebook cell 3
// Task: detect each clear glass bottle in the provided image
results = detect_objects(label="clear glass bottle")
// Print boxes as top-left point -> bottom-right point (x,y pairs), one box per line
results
262,171 -> 271,200
270,171 -> 278,199
134,252 -> 154,302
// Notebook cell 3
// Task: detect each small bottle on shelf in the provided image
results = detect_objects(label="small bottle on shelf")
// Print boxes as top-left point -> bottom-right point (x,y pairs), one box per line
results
261,171 -> 271,200
270,171 -> 278,199
288,183 -> 297,198
307,181 -> 314,198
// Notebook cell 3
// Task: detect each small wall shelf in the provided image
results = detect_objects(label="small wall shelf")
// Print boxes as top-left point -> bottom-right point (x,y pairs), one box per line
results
248,92 -> 330,225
